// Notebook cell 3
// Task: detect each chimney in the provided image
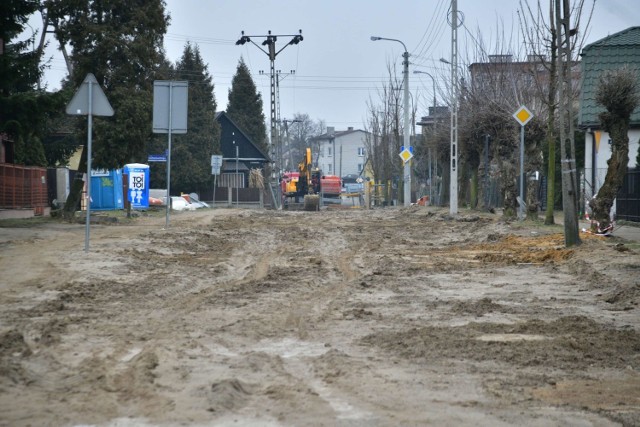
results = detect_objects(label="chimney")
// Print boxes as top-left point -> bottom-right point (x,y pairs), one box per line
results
347,127 -> 354,131
327,126 -> 335,135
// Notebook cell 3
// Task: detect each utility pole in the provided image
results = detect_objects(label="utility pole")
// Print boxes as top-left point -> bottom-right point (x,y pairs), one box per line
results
236,30 -> 303,177
448,0 -> 460,215
262,69 -> 295,172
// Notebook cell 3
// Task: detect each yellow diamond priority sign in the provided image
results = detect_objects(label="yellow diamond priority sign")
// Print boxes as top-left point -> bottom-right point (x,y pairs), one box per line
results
513,106 -> 533,126
399,147 -> 413,163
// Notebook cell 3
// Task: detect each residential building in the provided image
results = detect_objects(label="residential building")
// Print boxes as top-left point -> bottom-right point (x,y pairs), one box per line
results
578,26 -> 640,221
469,54 -> 580,111
310,127 -> 370,178
215,111 -> 271,188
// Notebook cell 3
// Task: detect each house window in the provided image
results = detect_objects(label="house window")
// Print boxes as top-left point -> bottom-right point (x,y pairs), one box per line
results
328,147 -> 332,156
358,163 -> 363,172
358,147 -> 365,157
328,164 -> 332,173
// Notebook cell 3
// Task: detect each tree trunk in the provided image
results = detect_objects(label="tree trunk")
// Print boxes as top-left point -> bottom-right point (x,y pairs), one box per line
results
545,26 -> 558,225
589,118 -> 630,232
501,159 -> 518,219
555,0 -> 581,246
63,144 -> 87,221
470,169 -> 478,209
526,174 -> 540,220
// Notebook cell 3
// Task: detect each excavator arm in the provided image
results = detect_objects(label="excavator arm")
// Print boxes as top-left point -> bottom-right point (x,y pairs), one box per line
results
297,148 -> 313,195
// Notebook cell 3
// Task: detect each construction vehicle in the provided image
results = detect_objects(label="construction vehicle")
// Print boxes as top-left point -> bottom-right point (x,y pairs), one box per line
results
281,171 -> 300,198
280,148 -> 341,210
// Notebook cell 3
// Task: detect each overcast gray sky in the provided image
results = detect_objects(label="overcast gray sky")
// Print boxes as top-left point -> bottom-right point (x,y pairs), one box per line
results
36,0 -> 640,130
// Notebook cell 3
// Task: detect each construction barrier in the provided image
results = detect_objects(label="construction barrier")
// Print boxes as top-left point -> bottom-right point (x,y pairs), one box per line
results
0,164 -> 48,215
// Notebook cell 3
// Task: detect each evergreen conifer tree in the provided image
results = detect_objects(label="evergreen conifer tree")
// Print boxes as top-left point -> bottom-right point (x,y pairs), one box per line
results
0,0 -> 63,166
168,43 -> 220,194
227,58 -> 268,153
50,0 -> 169,169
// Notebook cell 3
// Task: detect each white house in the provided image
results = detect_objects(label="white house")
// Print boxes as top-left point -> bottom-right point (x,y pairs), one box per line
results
310,127 -> 369,178
578,27 -> 640,221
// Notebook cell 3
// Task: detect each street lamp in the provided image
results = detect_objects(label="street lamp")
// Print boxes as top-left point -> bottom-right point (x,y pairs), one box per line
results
440,57 -> 459,215
371,35 -> 411,206
413,70 -> 436,117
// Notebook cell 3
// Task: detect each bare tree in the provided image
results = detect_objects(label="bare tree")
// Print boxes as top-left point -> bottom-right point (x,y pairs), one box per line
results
458,22 -> 542,219
555,0 -> 583,246
287,113 -> 323,169
589,67 -> 639,232
363,61 -> 406,205
519,0 -> 594,225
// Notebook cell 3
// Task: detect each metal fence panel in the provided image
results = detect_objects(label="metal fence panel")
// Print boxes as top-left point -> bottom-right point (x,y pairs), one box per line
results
617,168 -> 639,222
0,164 -> 48,212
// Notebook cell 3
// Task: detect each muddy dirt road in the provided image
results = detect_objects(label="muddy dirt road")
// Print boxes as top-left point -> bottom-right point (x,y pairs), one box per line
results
0,207 -> 639,426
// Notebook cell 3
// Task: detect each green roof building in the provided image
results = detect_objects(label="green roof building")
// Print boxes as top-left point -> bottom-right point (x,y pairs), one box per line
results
578,27 -> 640,218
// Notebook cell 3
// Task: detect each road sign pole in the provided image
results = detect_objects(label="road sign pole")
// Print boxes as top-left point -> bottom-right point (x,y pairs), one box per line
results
165,82 -> 173,229
519,124 -> 525,221
153,80 -> 188,228
213,174 -> 217,209
85,80 -> 93,252
65,73 -> 113,252
512,106 -> 533,221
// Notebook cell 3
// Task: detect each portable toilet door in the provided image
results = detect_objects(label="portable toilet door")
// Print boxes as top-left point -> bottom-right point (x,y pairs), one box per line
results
123,163 -> 150,209
90,169 -> 124,210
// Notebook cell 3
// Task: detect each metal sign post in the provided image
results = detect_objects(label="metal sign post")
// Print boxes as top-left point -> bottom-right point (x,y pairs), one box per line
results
211,155 -> 222,208
513,106 -> 533,220
66,73 -> 114,252
153,81 -> 188,228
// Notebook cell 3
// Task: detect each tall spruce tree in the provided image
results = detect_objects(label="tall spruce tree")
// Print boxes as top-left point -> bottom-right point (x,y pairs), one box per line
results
47,0 -> 169,215
227,58 -> 267,153
0,0 -> 64,166
168,43 -> 220,194
49,0 -> 169,169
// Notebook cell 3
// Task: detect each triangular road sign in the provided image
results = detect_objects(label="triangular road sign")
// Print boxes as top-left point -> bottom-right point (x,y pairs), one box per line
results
66,73 -> 114,116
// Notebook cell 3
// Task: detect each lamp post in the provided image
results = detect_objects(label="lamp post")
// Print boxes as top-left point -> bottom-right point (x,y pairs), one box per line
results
371,36 -> 411,206
440,57 -> 459,215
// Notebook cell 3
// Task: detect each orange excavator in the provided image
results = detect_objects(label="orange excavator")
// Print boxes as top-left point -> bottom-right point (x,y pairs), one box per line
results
280,148 -> 341,210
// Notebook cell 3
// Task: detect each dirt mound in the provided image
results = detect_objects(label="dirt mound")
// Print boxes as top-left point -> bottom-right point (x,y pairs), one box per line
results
470,233 -> 574,264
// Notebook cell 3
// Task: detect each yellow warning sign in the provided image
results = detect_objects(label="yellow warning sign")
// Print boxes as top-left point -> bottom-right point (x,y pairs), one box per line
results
513,106 -> 533,126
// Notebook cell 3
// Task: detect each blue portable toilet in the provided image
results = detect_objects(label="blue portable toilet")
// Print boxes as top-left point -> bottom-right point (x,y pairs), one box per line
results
90,169 -> 124,210
123,163 -> 150,209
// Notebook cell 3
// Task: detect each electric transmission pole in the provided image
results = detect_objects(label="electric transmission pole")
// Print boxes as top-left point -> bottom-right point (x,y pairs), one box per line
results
448,0 -> 460,215
236,30 -> 303,175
